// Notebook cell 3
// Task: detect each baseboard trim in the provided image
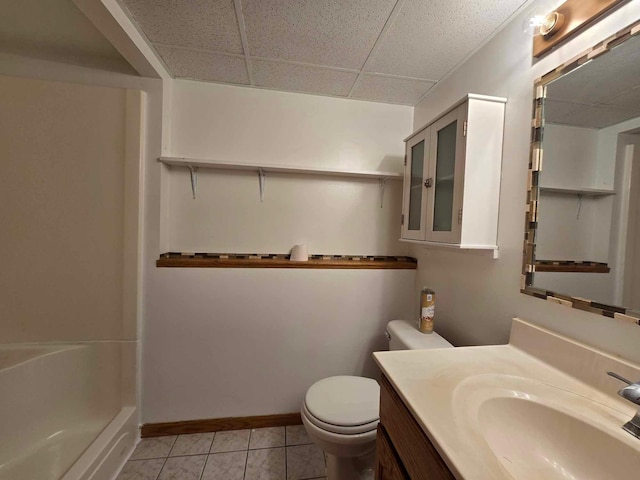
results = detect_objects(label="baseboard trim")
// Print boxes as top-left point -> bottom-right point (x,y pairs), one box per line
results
141,412 -> 302,438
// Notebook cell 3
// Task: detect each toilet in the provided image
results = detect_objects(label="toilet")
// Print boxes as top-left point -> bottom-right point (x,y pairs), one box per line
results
301,320 -> 453,480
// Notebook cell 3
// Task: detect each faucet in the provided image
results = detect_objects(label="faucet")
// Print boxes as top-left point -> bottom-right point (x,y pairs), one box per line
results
607,371 -> 640,439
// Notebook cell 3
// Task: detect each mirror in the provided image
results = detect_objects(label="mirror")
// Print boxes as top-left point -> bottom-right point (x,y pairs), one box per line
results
522,21 -> 640,323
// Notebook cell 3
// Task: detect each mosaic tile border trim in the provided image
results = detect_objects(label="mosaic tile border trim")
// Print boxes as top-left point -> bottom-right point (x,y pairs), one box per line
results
157,252 -> 418,270
521,18 -> 640,326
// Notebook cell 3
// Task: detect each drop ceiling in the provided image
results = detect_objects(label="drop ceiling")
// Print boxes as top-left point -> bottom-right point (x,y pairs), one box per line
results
545,33 -> 640,129
118,0 -> 529,105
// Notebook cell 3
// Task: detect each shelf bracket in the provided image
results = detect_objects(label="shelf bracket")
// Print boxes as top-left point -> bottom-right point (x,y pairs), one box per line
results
188,165 -> 198,199
576,194 -> 583,219
257,168 -> 266,202
379,177 -> 389,208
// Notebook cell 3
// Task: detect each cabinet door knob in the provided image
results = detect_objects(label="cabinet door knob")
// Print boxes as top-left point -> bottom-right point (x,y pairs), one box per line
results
424,178 -> 433,188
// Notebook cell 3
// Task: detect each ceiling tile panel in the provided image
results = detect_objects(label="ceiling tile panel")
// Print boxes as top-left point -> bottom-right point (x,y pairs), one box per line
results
365,0 -> 527,79
242,0 -> 396,69
156,45 -> 249,84
544,99 -> 583,125
351,74 -> 434,105
546,100 -> 638,129
565,105 -> 639,129
603,87 -> 640,111
252,60 -> 358,96
120,0 -> 243,53
546,35 -> 640,106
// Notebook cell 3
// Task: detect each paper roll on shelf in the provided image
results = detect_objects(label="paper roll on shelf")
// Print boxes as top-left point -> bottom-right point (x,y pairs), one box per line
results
290,244 -> 309,261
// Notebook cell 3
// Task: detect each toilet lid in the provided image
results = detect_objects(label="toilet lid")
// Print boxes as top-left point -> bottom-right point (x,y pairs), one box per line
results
304,376 -> 380,427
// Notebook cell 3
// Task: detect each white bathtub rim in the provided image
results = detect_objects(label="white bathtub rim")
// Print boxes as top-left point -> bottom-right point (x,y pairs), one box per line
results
61,406 -> 138,480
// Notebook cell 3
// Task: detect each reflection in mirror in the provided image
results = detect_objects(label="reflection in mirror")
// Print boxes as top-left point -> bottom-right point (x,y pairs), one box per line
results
524,24 -> 640,320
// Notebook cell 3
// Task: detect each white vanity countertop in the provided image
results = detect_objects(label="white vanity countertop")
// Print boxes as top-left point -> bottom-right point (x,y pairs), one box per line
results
373,319 -> 640,480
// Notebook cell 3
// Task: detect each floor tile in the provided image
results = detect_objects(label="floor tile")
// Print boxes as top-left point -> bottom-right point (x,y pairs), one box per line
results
170,433 -> 214,456
286,444 -> 326,480
130,436 -> 177,460
360,468 -> 374,480
116,459 -> 165,480
285,425 -> 311,446
210,429 -> 251,453
245,447 -> 286,480
249,427 -> 285,449
158,455 -> 206,480
201,451 -> 248,480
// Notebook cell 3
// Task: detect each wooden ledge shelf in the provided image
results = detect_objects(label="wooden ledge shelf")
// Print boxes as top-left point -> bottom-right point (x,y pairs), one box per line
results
539,186 -> 615,197
535,260 -> 610,273
157,253 -> 418,270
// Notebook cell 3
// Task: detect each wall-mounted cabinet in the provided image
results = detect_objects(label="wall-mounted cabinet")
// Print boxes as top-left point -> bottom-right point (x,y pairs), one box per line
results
401,94 -> 506,256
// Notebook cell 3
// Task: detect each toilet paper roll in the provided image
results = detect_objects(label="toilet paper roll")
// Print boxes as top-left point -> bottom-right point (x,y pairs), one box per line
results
290,244 -> 309,261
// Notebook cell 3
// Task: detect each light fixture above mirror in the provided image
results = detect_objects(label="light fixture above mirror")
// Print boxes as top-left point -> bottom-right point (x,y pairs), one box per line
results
533,0 -> 628,57
539,12 -> 565,37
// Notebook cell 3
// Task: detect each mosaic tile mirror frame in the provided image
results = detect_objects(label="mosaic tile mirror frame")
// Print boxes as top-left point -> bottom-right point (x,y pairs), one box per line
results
521,18 -> 640,326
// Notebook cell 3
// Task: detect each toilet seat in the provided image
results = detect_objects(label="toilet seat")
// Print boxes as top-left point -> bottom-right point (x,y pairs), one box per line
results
303,376 -> 380,435
302,402 -> 379,435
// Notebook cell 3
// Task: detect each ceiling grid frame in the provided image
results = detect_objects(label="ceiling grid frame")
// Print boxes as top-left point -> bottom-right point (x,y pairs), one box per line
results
153,42 -> 246,59
250,55 -> 360,74
116,0 -> 533,106
233,0 -> 255,86
346,0 -> 407,98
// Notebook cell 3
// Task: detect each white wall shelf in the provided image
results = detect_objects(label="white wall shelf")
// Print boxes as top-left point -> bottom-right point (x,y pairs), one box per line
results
159,156 -> 402,204
540,186 -> 615,197
159,156 -> 403,180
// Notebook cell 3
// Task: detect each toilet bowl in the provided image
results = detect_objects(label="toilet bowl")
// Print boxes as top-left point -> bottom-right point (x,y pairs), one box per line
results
301,376 -> 379,479
301,320 -> 453,480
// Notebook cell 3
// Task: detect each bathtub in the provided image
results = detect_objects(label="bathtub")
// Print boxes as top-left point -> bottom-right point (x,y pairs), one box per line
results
0,343 -> 138,480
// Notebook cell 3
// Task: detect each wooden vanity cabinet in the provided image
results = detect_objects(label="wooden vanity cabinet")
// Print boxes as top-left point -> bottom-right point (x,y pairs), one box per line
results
375,375 -> 455,480
375,425 -> 409,480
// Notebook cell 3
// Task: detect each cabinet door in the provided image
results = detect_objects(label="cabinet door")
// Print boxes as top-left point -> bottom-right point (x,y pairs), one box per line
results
426,105 -> 466,243
375,425 -> 409,480
402,129 -> 430,240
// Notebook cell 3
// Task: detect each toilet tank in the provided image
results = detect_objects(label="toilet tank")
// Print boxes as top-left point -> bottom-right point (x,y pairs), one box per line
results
386,320 -> 453,351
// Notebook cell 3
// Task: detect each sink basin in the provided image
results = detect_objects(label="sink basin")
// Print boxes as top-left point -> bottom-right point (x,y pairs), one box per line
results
453,374 -> 640,479
479,396 -> 640,479
374,320 -> 640,480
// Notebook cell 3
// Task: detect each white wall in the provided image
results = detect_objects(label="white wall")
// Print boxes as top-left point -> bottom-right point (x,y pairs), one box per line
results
598,118 -> 640,286
411,0 -> 640,360
170,81 -> 410,172
542,124 -> 600,189
145,269 -> 415,422
535,124 -> 613,302
623,141 -> 640,310
142,81 -> 416,423
163,81 -> 411,255
534,119 -> 640,305
537,125 -> 605,265
167,168 -> 405,255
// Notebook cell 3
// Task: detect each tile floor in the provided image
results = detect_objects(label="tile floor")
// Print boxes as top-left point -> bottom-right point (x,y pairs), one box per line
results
117,425 -> 327,480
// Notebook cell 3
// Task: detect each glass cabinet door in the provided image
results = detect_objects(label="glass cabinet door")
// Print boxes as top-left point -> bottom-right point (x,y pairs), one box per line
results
402,129 -> 430,240
426,106 -> 466,243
